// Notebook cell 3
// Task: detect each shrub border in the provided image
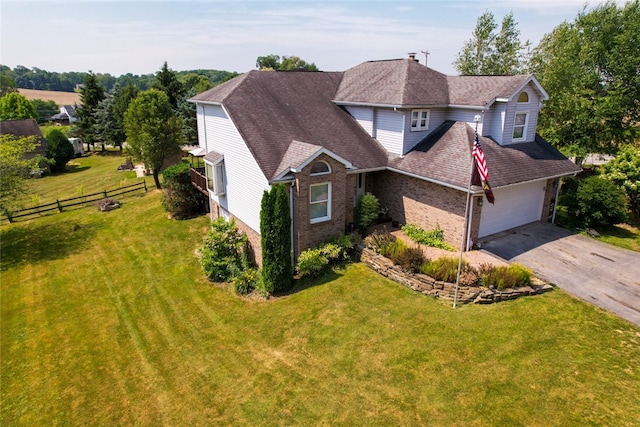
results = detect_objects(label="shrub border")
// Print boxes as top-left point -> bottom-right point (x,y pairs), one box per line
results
359,247 -> 553,304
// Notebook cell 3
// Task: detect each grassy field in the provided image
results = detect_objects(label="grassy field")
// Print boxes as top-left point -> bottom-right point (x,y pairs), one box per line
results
18,88 -> 81,106
2,153 -> 640,425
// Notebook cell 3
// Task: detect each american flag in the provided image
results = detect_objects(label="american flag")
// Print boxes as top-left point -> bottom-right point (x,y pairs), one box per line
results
473,132 -> 489,182
473,132 -> 495,204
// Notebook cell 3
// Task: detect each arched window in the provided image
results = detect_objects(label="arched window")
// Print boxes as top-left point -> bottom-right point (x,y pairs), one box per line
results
310,161 -> 331,176
517,92 -> 529,103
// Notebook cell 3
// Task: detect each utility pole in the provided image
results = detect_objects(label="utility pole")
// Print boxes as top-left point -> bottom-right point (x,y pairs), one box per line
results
421,50 -> 430,67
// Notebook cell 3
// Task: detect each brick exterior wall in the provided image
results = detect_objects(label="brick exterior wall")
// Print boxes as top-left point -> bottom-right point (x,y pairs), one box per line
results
208,198 -> 263,266
292,154 -> 351,257
371,170 -> 470,248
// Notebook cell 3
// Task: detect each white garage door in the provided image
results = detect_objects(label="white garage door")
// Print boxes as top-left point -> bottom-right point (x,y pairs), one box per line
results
478,181 -> 546,238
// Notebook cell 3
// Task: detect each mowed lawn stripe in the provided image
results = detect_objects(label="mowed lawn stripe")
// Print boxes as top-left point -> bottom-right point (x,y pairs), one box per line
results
2,156 -> 640,425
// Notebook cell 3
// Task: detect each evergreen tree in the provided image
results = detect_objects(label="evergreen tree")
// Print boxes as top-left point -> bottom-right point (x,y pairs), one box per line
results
260,184 -> 292,293
152,61 -> 184,109
112,81 -> 139,150
45,128 -> 75,172
75,72 -> 105,151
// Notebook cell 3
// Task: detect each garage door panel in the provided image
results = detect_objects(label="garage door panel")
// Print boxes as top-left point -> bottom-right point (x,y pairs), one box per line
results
478,181 -> 545,237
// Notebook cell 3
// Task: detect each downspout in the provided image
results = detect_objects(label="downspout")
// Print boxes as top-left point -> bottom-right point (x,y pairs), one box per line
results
289,181 -> 295,272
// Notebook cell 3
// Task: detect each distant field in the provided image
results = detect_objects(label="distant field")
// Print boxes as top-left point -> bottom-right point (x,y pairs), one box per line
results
18,88 -> 81,106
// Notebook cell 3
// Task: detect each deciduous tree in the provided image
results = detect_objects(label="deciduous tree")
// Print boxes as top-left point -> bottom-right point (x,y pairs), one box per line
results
530,1 -> 640,159
0,92 -> 38,120
453,11 -> 529,75
0,134 -> 39,213
256,54 -> 319,71
124,89 -> 184,189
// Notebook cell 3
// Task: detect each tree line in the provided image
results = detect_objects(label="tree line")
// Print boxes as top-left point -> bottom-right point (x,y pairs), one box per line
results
0,64 -> 237,93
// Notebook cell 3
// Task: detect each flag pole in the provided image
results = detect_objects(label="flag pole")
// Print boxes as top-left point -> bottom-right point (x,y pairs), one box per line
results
453,114 -> 482,308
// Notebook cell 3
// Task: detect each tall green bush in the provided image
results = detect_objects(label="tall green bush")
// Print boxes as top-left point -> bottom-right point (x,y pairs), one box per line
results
260,184 -> 292,293
161,162 -> 207,219
354,192 -> 379,234
601,145 -> 640,219
45,128 -> 74,172
561,176 -> 627,228
200,218 -> 248,282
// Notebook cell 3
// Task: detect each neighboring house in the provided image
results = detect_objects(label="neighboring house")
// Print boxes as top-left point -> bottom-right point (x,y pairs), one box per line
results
50,105 -> 77,125
190,56 -> 580,264
0,118 -> 50,172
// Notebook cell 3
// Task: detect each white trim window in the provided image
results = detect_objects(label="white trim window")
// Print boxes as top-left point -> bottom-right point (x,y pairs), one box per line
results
310,182 -> 331,223
310,161 -> 331,176
513,112 -> 528,142
205,162 -> 226,195
410,109 -> 429,131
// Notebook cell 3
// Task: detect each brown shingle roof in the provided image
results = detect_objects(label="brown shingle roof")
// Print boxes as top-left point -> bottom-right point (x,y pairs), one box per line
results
390,121 -> 580,189
334,59 -> 449,106
192,70 -> 388,181
447,75 -> 533,107
0,119 -> 47,156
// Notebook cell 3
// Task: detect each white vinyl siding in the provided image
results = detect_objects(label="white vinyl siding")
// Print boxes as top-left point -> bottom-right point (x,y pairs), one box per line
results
374,108 -> 404,154
445,108 -> 485,135
484,103 -> 507,144
345,106 -> 374,136
503,85 -> 541,144
199,104 -> 269,233
403,108 -> 447,154
478,181 -> 546,237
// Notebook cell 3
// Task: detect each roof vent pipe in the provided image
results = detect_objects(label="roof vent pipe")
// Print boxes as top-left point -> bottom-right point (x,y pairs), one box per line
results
408,52 -> 418,62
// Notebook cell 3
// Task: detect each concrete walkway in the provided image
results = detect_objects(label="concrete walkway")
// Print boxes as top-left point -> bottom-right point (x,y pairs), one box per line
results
480,222 -> 640,326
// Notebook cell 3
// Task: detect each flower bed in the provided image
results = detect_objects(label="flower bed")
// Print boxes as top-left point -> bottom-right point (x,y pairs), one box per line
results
359,247 -> 553,304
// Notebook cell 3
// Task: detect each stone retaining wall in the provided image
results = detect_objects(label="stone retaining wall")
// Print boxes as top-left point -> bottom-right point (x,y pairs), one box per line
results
359,247 -> 553,304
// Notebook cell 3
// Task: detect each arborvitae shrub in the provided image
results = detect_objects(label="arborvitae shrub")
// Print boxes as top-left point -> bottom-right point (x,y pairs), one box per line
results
260,184 -> 292,293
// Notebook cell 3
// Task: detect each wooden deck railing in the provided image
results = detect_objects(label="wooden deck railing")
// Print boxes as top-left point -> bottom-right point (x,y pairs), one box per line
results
190,167 -> 208,195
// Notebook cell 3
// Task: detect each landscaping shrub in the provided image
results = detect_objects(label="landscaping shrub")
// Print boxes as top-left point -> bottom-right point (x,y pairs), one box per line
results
363,229 -> 397,253
199,218 -> 248,282
420,256 -> 477,284
560,176 -> 627,228
601,144 -> 640,219
231,268 -> 259,295
379,238 -> 407,260
354,192 -> 379,234
401,223 -> 456,251
296,248 -> 328,278
392,246 -> 426,273
161,162 -> 207,219
296,235 -> 356,278
479,263 -> 532,290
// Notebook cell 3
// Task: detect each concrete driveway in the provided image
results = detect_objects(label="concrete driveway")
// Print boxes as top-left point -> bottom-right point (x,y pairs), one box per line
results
480,222 -> 640,326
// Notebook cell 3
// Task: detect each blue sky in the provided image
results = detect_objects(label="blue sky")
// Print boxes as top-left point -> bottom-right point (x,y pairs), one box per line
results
0,0 -> 625,76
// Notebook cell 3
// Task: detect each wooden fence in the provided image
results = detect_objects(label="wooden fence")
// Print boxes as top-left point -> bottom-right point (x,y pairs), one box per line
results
2,181 -> 147,224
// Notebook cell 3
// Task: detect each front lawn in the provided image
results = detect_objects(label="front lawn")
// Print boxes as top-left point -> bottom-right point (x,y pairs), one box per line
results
2,186 -> 639,425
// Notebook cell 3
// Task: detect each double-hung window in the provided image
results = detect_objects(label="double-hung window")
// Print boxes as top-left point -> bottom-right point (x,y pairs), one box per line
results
310,182 -> 331,223
410,109 -> 429,131
513,112 -> 528,142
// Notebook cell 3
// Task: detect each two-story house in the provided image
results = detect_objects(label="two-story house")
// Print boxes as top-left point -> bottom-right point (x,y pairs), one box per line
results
190,57 -> 580,264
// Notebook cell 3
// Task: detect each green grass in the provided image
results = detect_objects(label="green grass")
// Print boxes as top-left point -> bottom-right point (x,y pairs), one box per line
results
28,149 -> 154,206
2,165 -> 640,425
555,206 -> 640,252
